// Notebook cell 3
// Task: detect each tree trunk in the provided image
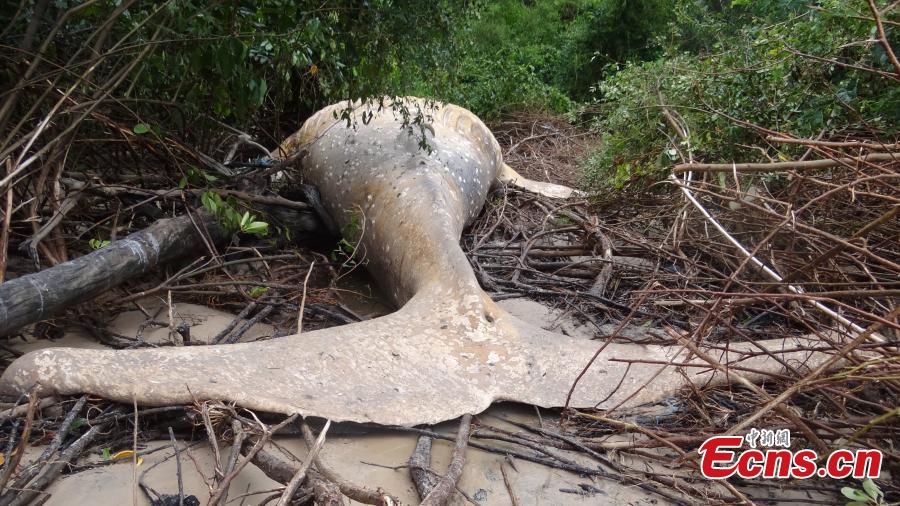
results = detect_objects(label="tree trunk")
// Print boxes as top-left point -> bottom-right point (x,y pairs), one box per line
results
0,212 -> 224,337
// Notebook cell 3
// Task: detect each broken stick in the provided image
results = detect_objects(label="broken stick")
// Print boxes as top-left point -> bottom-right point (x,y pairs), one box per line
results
420,414 -> 473,506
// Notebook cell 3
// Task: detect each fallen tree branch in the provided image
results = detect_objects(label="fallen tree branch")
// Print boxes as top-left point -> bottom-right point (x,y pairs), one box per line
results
0,393 -> 36,494
668,330 -> 830,455
721,305 -> 900,442
0,211 -> 226,337
0,159 -> 13,283
5,420 -> 109,506
420,414 -> 472,506
668,174 -> 885,343
766,136 -> 900,151
1,396 -> 86,501
208,413 -> 298,505
408,435 -> 438,501
299,421 -> 396,505
19,187 -> 84,268
276,419 -> 330,506
214,419 -> 245,506
672,152 -> 898,173
247,446 -> 342,505
499,464 -> 519,506
0,396 -> 55,422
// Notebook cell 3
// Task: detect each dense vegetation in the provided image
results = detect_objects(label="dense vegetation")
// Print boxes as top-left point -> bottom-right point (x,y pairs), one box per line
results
581,1 -> 900,188
401,0 -> 900,189
1,0 -> 897,189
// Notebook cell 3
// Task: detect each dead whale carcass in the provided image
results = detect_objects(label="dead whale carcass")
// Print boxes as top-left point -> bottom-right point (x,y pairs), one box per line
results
0,98 -> 827,425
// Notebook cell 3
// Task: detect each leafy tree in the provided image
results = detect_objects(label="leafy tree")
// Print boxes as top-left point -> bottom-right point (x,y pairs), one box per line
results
0,0 -> 463,127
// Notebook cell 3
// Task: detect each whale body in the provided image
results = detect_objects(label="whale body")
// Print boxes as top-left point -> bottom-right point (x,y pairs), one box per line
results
0,98 -> 825,425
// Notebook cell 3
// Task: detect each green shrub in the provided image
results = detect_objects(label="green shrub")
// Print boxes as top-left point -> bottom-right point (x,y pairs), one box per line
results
0,1 -> 461,126
558,0 -> 679,96
407,0 -> 679,119
584,2 -> 900,190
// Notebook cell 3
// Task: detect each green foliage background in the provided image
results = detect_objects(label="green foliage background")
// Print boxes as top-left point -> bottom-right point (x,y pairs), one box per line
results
2,0 -> 897,190
0,0 -> 460,126
582,0 -> 900,189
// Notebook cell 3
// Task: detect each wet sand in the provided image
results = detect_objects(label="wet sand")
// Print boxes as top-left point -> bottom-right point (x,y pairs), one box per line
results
41,404 -> 661,505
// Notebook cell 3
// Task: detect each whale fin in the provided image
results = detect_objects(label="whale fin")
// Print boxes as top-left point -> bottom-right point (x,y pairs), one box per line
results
0,282 -> 830,426
498,163 -> 585,199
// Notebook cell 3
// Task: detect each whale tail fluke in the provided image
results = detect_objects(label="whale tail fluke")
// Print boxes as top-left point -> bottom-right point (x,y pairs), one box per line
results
0,282 -> 831,426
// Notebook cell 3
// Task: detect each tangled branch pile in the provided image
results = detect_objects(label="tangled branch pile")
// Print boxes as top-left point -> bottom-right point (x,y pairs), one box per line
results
461,93 -> 898,503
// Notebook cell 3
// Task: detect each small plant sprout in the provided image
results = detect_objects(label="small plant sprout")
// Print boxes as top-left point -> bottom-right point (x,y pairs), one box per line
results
179,167 -> 218,189
248,286 -> 269,298
239,211 -> 269,236
89,238 -> 111,250
200,191 -> 269,237
842,479 -> 885,506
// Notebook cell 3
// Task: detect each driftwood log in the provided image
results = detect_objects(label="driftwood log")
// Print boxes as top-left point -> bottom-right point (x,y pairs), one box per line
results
0,202 -> 321,337
0,212 -> 225,337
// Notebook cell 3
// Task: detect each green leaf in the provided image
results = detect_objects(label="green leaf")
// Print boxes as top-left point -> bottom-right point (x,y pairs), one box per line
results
255,79 -> 268,106
133,123 -> 151,135
243,221 -> 269,236
862,479 -> 881,500
248,286 -> 269,298
841,487 -> 869,502
224,208 -> 240,229
201,191 -> 217,213
89,238 -> 111,250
